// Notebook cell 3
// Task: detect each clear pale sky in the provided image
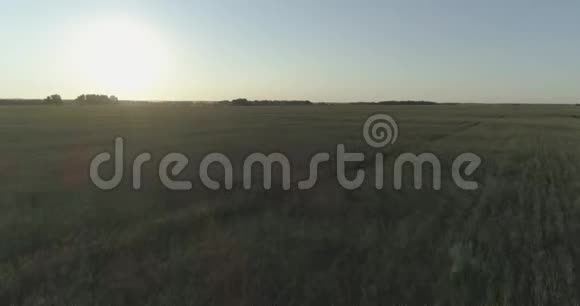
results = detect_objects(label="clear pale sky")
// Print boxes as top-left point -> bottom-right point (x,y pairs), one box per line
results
1,0 -> 579,103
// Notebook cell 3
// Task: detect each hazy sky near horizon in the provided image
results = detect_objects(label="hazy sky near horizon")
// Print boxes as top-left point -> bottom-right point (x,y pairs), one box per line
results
1,0 -> 579,103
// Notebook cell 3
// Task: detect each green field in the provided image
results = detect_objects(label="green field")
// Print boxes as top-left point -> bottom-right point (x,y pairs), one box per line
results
2,104 -> 580,305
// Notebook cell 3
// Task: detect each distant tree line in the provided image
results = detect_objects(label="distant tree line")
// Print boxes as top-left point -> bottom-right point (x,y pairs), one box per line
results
223,98 -> 313,106
378,100 -> 437,105
75,94 -> 119,105
350,100 -> 438,105
1,94 -> 121,106
44,94 -> 63,105
0,96 -> 444,106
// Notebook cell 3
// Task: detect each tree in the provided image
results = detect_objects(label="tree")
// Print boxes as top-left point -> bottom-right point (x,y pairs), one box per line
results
44,94 -> 63,105
75,94 -> 86,103
75,94 -> 119,105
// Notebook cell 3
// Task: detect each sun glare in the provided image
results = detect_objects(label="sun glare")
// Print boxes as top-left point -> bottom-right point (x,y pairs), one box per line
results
66,17 -> 171,98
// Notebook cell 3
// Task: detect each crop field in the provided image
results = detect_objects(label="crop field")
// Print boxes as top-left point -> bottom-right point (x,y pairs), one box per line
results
2,104 -> 580,305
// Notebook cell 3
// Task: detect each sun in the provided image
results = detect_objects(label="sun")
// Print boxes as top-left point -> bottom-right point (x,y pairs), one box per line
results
66,17 -> 171,98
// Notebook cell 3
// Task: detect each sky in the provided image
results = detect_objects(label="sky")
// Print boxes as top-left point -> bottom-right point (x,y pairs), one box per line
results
0,0 -> 579,103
